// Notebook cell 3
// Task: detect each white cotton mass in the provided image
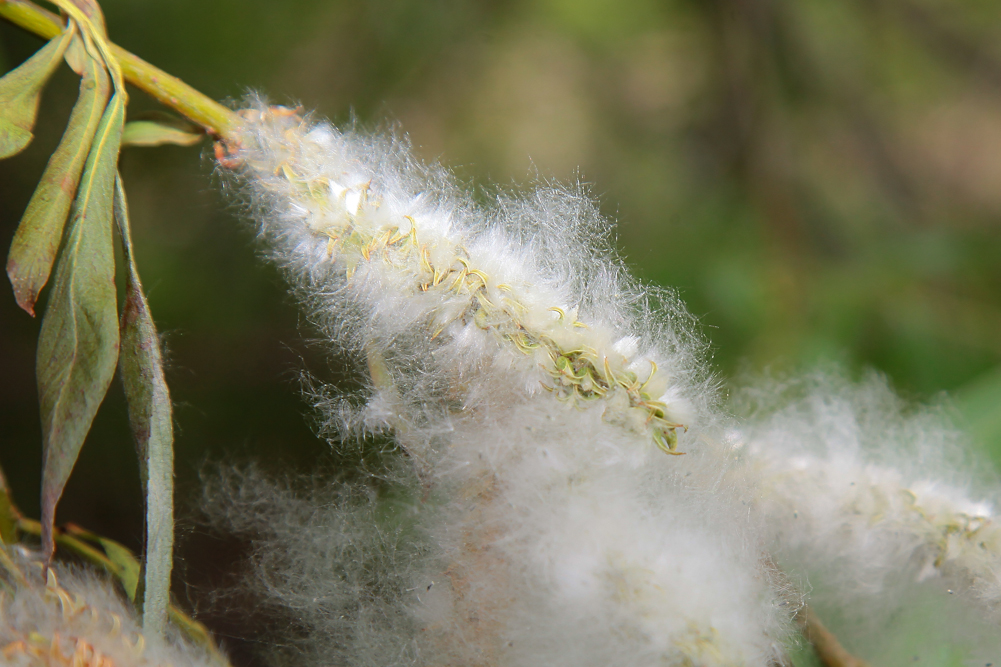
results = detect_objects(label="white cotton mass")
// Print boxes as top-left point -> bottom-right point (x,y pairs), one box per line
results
732,372 -> 1001,662
0,546 -> 224,667
211,102 -> 793,666
216,101 -> 1001,666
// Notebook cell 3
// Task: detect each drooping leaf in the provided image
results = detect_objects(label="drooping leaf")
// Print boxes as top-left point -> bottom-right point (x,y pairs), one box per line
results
122,112 -> 203,147
37,92 -> 124,563
115,174 -> 175,637
6,50 -> 111,316
0,27 -> 73,158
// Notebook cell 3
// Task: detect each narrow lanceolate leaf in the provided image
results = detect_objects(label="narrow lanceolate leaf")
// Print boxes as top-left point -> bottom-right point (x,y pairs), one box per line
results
114,174 -> 175,637
6,53 -> 111,316
122,117 -> 203,147
0,28 -> 73,158
38,92 -> 125,564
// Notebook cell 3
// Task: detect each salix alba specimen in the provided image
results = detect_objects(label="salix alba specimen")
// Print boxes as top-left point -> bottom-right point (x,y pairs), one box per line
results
2,2 -> 1001,666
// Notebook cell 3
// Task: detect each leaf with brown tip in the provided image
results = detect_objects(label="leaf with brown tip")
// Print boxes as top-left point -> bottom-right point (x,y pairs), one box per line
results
6,51 -> 111,316
115,174 -> 175,637
38,92 -> 124,563
0,28 -> 72,158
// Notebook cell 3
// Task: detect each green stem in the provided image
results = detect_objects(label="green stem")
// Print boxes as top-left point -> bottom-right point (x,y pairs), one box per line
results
0,0 -> 242,139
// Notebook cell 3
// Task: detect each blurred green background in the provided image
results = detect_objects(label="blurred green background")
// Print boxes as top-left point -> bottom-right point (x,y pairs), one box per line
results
2,0 -> 1001,663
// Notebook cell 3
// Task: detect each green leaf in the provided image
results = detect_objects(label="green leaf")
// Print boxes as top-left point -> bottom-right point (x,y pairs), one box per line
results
115,174 -> 175,637
6,51 -> 111,316
99,535 -> 142,601
0,28 -> 73,158
122,114 -> 203,147
37,92 -> 124,563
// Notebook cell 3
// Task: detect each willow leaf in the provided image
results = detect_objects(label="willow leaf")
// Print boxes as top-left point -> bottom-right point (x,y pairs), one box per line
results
38,92 -> 124,563
97,532 -> 141,600
103,538 -> 142,600
114,174 -> 174,637
0,27 -> 73,158
122,118 -> 202,147
6,52 -> 111,316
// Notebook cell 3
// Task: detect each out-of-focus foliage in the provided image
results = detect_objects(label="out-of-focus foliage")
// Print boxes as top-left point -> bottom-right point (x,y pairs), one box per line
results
1,0 -> 1000,660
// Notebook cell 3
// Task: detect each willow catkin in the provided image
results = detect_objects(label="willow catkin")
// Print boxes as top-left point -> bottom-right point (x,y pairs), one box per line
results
210,101 -> 1001,667
211,102 -> 791,667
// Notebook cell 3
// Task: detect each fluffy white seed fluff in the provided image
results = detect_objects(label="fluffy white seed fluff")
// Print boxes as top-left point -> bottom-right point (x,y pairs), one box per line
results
214,103 -> 792,666
215,102 -> 1001,666
0,547 -> 223,667
732,373 -> 1001,661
